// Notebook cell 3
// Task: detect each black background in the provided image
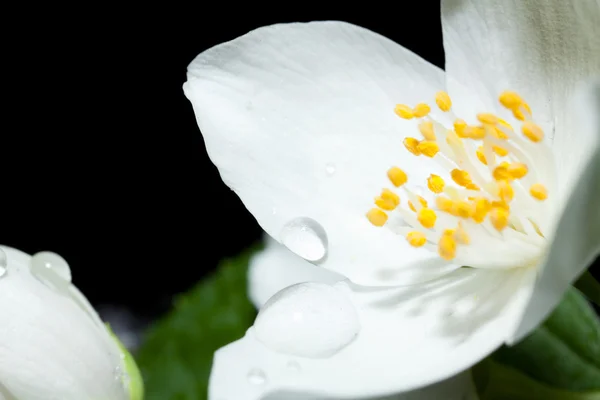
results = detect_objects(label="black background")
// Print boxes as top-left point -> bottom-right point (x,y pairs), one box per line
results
3,3 -> 597,325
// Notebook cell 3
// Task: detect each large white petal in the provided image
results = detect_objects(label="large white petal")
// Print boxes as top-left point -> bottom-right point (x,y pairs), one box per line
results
510,83 -> 600,343
441,0 -> 600,194
0,246 -> 128,400
184,21 -> 460,286
210,242 -> 534,399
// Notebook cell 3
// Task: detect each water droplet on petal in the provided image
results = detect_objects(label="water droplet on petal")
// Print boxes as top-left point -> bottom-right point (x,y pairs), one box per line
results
254,282 -> 360,358
0,248 -> 7,278
247,368 -> 267,385
280,218 -> 328,262
31,251 -> 72,282
325,163 -> 336,176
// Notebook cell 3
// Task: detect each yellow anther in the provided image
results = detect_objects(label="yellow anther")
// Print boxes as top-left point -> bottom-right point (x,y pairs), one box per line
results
381,188 -> 400,206
507,163 -> 528,179
406,231 -> 427,247
491,200 -> 510,210
489,207 -> 509,231
387,166 -> 408,187
462,126 -> 486,139
418,121 -> 436,141
367,208 -> 388,227
472,197 -> 490,223
435,91 -> 452,112
417,141 -> 440,158
438,233 -> 457,260
454,223 -> 470,245
427,174 -> 445,194
497,118 -> 513,131
497,180 -> 514,203
435,196 -> 454,214
512,102 -> 532,121
453,119 -> 467,137
453,200 -> 475,219
476,146 -> 488,165
375,196 -> 396,211
403,137 -> 422,156
417,208 -> 437,229
477,113 -> 498,125
521,121 -> 544,142
394,104 -> 414,119
492,127 -> 509,140
451,169 -> 472,187
413,103 -> 431,118
492,164 -> 511,181
466,183 -> 480,191
499,91 -> 523,110
408,196 -> 428,212
492,145 -> 509,157
530,183 -> 548,201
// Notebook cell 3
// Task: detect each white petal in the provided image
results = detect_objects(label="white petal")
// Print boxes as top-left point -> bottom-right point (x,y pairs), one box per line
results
0,246 -> 129,400
509,82 -> 600,343
249,235 -> 344,308
441,0 -> 600,178
210,245 -> 534,398
184,21 -> 459,286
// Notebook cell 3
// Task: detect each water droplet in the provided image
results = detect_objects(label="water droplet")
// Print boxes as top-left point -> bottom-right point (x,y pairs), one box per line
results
246,368 -> 267,385
280,217 -> 328,262
0,248 -> 7,278
31,251 -> 72,282
325,163 -> 336,176
286,360 -> 301,372
254,282 -> 360,358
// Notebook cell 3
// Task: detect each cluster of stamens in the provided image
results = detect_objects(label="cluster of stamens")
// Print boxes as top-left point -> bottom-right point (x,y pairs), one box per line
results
366,90 -> 550,261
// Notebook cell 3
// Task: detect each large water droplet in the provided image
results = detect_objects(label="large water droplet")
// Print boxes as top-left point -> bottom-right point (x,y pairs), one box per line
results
325,163 -> 336,176
246,368 -> 267,385
31,251 -> 72,282
280,218 -> 328,262
0,248 -> 7,278
254,282 -> 360,358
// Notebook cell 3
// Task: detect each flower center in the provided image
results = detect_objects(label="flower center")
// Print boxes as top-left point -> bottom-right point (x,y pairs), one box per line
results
366,90 -> 554,270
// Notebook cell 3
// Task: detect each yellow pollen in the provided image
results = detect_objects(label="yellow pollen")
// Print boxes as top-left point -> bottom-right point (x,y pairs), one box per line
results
418,121 -> 436,141
489,207 -> 509,231
375,189 -> 400,211
417,141 -> 440,158
435,91 -> 452,112
492,145 -> 509,157
451,169 -> 472,187
406,231 -> 427,247
499,91 -> 523,110
466,183 -> 480,191
438,233 -> 457,260
497,118 -> 513,131
413,103 -> 431,118
508,163 -> 528,179
521,121 -> 544,142
491,200 -> 510,210
497,180 -> 514,202
408,196 -> 428,212
427,174 -> 445,194
530,183 -> 548,200
512,102 -> 532,121
477,113 -> 498,125
453,119 -> 467,137
367,208 -> 388,227
417,208 -> 437,229
472,197 -> 490,223
403,137 -> 421,156
492,164 -> 511,181
387,166 -> 408,187
454,223 -> 470,244
435,196 -> 454,214
453,200 -> 475,219
381,188 -> 400,205
462,126 -> 486,139
394,104 -> 414,119
476,146 -> 488,165
492,127 -> 509,140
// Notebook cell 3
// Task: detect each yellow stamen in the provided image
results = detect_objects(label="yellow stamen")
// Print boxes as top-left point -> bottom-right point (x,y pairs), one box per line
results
418,121 -> 436,141
435,91 -> 452,112
408,196 -> 428,212
403,137 -> 421,156
417,208 -> 437,229
413,103 -> 431,118
476,146 -> 488,165
406,231 -> 427,247
492,145 -> 509,157
466,183 -> 480,191
472,198 -> 490,223
454,223 -> 470,244
477,113 -> 498,125
375,189 -> 400,210
507,163 -> 528,179
489,207 -> 509,231
497,180 -> 514,203
451,169 -> 472,187
367,208 -> 388,227
387,166 -> 408,187
491,200 -> 509,210
438,232 -> 457,260
417,141 -> 440,158
521,121 -> 544,142
381,188 -> 400,206
512,102 -> 532,121
394,104 -> 414,119
453,200 -> 475,219
453,119 -> 467,137
462,126 -> 486,139
435,196 -> 454,214
492,164 -> 511,181
427,174 -> 445,194
499,91 -> 523,110
530,183 -> 548,200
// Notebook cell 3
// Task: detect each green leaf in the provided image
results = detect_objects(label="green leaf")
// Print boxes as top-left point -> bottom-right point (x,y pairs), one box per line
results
492,288 -> 600,392
136,245 -> 259,400
574,271 -> 600,307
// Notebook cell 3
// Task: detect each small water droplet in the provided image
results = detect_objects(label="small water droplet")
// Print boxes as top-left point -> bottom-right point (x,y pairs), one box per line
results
246,368 -> 267,385
286,360 -> 301,372
325,163 -> 336,176
0,248 -> 7,278
31,251 -> 72,282
280,217 -> 328,262
254,282 -> 360,358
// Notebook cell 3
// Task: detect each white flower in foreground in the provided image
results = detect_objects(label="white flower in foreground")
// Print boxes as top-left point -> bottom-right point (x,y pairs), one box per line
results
0,246 -> 142,400
183,1 -> 600,398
